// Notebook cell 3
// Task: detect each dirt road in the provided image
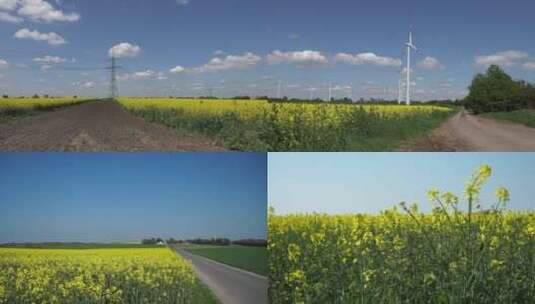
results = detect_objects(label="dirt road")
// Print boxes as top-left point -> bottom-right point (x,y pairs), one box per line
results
407,109 -> 535,151
174,247 -> 268,304
0,101 -> 224,151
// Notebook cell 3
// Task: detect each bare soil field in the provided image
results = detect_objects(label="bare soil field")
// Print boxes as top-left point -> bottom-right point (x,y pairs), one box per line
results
0,101 -> 225,152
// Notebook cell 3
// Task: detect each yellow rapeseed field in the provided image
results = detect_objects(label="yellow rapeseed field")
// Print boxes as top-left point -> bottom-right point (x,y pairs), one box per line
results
0,247 -> 198,303
268,166 -> 535,303
0,98 -> 89,117
118,98 -> 453,151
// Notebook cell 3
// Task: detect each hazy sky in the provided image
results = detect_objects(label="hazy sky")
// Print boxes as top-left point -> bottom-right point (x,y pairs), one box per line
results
269,153 -> 535,214
1,0 -> 534,100
0,153 -> 267,243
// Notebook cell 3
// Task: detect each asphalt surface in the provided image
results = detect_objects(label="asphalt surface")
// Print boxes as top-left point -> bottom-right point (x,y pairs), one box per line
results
173,247 -> 268,304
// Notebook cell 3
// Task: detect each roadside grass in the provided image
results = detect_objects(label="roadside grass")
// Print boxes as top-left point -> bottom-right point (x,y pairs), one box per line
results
182,244 -> 268,276
349,109 -> 457,151
191,277 -> 220,304
482,109 -> 535,128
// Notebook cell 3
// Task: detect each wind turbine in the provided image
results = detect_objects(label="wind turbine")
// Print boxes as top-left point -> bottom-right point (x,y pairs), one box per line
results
328,82 -> 332,102
308,85 -> 314,100
404,30 -> 418,105
277,80 -> 282,99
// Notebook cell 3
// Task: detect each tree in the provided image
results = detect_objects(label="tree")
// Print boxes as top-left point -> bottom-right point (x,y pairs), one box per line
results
465,65 -> 518,113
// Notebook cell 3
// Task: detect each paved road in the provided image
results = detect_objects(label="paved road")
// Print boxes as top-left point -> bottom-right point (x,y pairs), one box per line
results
173,247 -> 268,304
408,109 -> 535,151
0,101 -> 224,151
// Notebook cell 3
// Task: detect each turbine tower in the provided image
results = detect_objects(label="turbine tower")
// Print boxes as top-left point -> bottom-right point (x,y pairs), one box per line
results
328,82 -> 332,102
277,80 -> 282,99
397,77 -> 403,104
405,30 -> 418,105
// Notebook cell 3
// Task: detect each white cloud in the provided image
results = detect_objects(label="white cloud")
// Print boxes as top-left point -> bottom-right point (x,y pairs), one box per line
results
332,84 -> 351,91
474,50 -> 529,68
108,42 -> 141,58
288,33 -> 301,40
33,55 -> 70,63
267,50 -> 328,66
40,64 -> 52,70
0,0 -> 19,11
176,0 -> 190,5
14,28 -> 66,45
133,70 -> 157,79
73,81 -> 95,89
17,0 -> 79,22
213,50 -> 224,56
0,59 -> 8,68
523,62 -> 535,70
334,52 -> 401,67
285,84 -> 301,89
119,70 -> 167,81
192,52 -> 261,73
0,0 -> 79,23
169,65 -> 185,73
0,11 -> 21,22
418,56 -> 442,70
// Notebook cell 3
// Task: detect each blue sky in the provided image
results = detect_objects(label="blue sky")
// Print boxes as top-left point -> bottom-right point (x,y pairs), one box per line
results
269,153 -> 535,214
1,0 -> 535,100
0,153 -> 267,243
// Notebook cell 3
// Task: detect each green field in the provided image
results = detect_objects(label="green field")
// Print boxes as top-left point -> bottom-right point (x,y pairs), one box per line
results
483,109 -> 535,128
182,244 -> 268,276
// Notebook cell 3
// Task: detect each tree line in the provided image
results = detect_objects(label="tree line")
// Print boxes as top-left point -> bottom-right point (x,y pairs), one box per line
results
465,64 -> 535,113
145,237 -> 267,247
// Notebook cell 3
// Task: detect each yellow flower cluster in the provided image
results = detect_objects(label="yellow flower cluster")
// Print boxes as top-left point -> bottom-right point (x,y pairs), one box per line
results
0,247 -> 197,303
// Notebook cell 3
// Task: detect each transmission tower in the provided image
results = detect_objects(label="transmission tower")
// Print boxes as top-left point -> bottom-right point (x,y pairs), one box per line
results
106,56 -> 121,100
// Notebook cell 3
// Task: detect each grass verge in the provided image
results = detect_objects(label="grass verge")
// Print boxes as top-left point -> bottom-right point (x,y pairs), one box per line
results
482,109 -> 535,128
190,278 -> 220,304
